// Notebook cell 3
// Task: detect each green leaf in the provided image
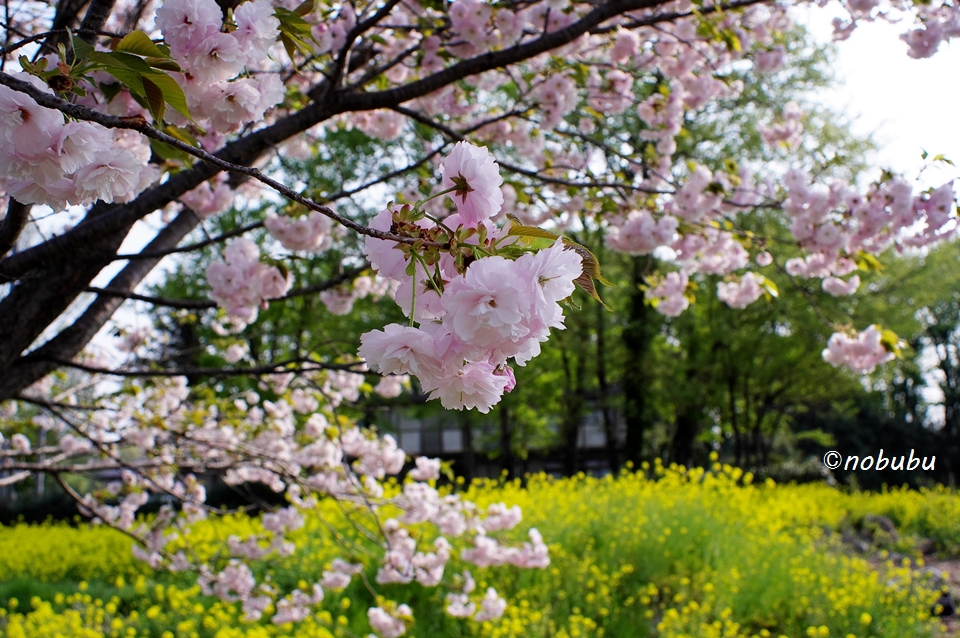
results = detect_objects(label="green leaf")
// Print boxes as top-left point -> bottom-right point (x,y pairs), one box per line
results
71,33 -> 94,61
280,32 -> 301,63
854,251 -> 883,273
144,71 -> 192,121
508,225 -> 560,241
144,57 -> 183,72
760,276 -> 778,298
116,31 -> 168,58
99,81 -> 122,102
141,75 -> 165,123
561,239 -> 613,309
149,138 -> 195,165
293,0 -> 316,16
96,64 -> 146,98
164,124 -> 200,148
275,7 -> 315,35
563,239 -> 613,287
104,50 -> 156,74
879,327 -> 902,356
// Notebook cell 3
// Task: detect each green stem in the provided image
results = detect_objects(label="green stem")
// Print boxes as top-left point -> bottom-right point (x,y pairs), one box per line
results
408,266 -> 417,327
415,185 -> 459,210
411,251 -> 444,297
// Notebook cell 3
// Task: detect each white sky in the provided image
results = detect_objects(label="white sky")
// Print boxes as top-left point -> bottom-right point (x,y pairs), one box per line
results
797,6 -> 960,188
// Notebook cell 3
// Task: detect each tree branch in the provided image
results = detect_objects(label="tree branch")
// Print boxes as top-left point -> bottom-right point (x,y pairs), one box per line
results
392,105 -> 669,194
114,221 -> 265,261
335,0 -> 668,112
84,262 -> 370,309
77,0 -> 117,44
0,199 -> 30,257
33,356 -> 365,379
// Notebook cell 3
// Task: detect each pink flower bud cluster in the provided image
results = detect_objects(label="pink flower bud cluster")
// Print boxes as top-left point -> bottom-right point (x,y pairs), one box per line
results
822,325 -> 894,374
360,143 -> 582,413
0,74 -> 155,211
206,238 -> 292,325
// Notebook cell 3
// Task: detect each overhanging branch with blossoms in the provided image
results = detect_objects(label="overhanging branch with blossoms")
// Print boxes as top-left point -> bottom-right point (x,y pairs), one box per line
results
0,0 -> 958,633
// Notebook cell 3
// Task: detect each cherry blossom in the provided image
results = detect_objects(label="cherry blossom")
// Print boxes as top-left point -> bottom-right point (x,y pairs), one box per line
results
440,141 -> 504,225
822,325 -> 895,374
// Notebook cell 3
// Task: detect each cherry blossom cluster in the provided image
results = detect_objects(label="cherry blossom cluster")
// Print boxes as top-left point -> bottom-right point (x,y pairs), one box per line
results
155,0 -> 284,131
832,0 -> 960,59
360,142 -> 584,413
206,237 -> 292,325
0,73 -> 156,210
181,175 -> 235,219
265,211 -> 334,252
760,101 -> 804,149
717,272 -> 766,309
319,274 -> 394,317
821,325 -> 895,374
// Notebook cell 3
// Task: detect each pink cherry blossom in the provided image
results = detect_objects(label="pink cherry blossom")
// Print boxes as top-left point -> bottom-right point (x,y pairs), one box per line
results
822,275 -> 861,296
717,272 -> 765,309
440,141 -> 504,225
359,324 -> 443,387
441,257 -> 530,348
473,588 -> 507,621
409,456 -> 441,481
154,0 -> 222,57
233,0 -> 281,64
822,325 -> 894,374
266,212 -> 333,252
429,361 -> 510,413
368,606 -> 410,638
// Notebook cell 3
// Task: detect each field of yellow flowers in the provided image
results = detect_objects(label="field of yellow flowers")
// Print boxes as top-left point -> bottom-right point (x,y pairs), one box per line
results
2,459 -> 959,638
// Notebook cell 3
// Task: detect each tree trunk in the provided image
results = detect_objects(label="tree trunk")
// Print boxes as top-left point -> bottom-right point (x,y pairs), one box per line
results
622,256 -> 658,467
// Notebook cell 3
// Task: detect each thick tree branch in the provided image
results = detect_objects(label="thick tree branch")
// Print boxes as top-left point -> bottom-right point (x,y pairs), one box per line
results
335,0 -> 667,112
0,199 -> 30,257
77,0 -> 116,44
0,71 -> 416,263
0,209 -> 198,399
